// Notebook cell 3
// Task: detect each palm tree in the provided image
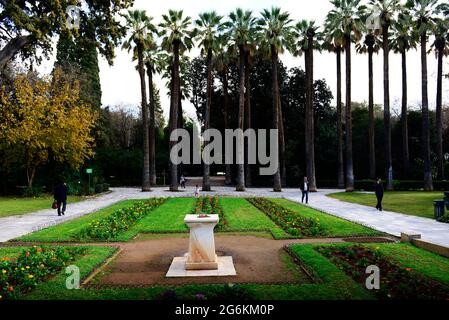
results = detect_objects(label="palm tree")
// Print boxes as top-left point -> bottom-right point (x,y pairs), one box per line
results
225,8 -> 256,191
326,0 -> 366,192
256,7 -> 292,192
290,20 -> 320,192
432,16 -> 449,180
159,10 -> 193,191
122,10 -> 157,192
356,32 -> 380,180
193,11 -> 224,191
143,43 -> 162,186
391,12 -> 416,178
406,0 -> 441,191
322,27 -> 345,189
370,0 -> 401,191
214,34 -> 233,185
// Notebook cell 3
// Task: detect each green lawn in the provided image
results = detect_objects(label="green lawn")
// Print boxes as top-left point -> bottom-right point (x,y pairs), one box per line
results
271,198 -> 381,237
328,191 -> 443,219
0,195 -> 85,218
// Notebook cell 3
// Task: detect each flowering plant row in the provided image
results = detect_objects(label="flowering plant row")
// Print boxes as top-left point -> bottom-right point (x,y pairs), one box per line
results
193,196 -> 228,230
77,198 -> 166,240
246,198 -> 323,237
0,246 -> 85,300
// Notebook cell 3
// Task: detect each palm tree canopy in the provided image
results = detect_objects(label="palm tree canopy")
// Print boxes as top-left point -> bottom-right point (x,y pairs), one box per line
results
405,0 -> 447,37
255,7 -> 293,57
122,10 -> 158,52
224,8 -> 257,53
159,9 -> 194,54
193,11 -> 224,56
356,32 -> 381,53
289,20 -> 322,56
391,12 -> 417,53
325,0 -> 367,44
369,0 -> 402,27
431,17 -> 449,56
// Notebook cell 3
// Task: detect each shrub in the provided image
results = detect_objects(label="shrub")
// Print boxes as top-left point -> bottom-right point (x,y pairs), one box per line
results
22,186 -> 43,197
103,183 -> 110,192
77,198 -> 166,241
0,246 -> 85,300
247,198 -> 323,237
192,196 -> 228,230
94,184 -> 104,194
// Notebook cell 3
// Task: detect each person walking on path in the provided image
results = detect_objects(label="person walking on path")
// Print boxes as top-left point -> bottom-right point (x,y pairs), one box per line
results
54,180 -> 68,216
180,174 -> 186,189
194,184 -> 200,198
300,176 -> 309,204
375,178 -> 384,211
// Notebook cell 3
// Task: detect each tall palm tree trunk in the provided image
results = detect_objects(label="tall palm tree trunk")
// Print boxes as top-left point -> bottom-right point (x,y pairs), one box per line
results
401,50 -> 410,178
279,96 -> 287,187
146,64 -> 157,186
202,49 -> 213,191
271,47 -> 282,192
137,45 -> 151,192
169,42 -> 181,191
421,34 -> 433,191
305,40 -> 317,192
244,53 -> 252,187
436,41 -> 444,180
236,47 -> 246,191
336,48 -> 345,188
222,69 -> 232,185
383,25 -> 393,190
368,42 -> 376,180
344,35 -> 354,192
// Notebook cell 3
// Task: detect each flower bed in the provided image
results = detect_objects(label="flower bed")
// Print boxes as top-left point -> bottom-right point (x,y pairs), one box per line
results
77,198 -> 166,241
246,198 -> 323,237
193,196 -> 228,230
316,245 -> 449,299
0,246 -> 85,300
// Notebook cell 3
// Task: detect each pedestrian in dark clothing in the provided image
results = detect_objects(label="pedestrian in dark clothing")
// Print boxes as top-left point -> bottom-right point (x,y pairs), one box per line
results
54,181 -> 68,216
375,178 -> 384,211
300,176 -> 309,204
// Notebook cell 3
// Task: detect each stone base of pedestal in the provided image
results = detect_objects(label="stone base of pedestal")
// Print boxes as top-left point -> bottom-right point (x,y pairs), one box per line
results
185,254 -> 218,270
166,256 -> 236,278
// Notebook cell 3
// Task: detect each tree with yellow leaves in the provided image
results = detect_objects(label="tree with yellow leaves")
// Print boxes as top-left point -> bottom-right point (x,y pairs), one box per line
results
0,68 -> 98,188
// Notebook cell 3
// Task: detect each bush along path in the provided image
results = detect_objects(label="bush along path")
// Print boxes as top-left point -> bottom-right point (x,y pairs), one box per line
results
76,198 -> 166,241
0,246 -> 86,300
246,198 -> 324,237
193,196 -> 228,231
316,245 -> 449,300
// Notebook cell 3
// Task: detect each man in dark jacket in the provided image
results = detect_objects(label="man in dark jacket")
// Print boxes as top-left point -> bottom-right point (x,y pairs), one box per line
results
54,181 -> 68,216
300,176 -> 309,204
375,178 -> 384,211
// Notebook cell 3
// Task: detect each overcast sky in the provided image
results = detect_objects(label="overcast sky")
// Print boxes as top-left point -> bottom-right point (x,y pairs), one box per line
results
40,0 -> 449,122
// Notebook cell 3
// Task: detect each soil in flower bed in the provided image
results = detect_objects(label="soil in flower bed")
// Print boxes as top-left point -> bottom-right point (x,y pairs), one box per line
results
246,198 -> 324,237
193,196 -> 228,230
316,245 -> 449,300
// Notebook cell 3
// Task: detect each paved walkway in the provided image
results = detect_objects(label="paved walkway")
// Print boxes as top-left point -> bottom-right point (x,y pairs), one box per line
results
0,187 -> 448,249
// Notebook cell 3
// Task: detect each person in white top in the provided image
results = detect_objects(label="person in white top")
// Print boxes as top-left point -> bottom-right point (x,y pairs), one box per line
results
300,176 -> 309,204
194,185 -> 200,198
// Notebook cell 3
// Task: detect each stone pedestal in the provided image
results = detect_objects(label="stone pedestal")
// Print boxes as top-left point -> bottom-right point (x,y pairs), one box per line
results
184,214 -> 219,270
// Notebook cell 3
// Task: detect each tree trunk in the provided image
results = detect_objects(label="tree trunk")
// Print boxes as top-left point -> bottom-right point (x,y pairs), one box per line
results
138,45 -> 151,192
169,42 -> 180,191
368,43 -> 376,180
222,68 -> 232,185
147,64 -> 157,186
436,41 -> 444,180
344,35 -> 354,192
271,47 -> 282,192
336,48 -> 345,188
305,39 -> 317,192
236,47 -> 246,191
279,95 -> 287,187
0,35 -> 32,70
26,166 -> 36,189
421,34 -> 433,191
382,25 -> 393,190
244,52 -> 252,187
202,49 -> 213,191
401,50 -> 410,178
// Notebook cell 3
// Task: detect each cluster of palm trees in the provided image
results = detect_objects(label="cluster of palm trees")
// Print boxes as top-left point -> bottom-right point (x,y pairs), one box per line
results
122,0 -> 448,193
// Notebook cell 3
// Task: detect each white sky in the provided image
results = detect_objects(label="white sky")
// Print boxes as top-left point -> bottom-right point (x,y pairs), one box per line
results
40,0 -> 449,122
